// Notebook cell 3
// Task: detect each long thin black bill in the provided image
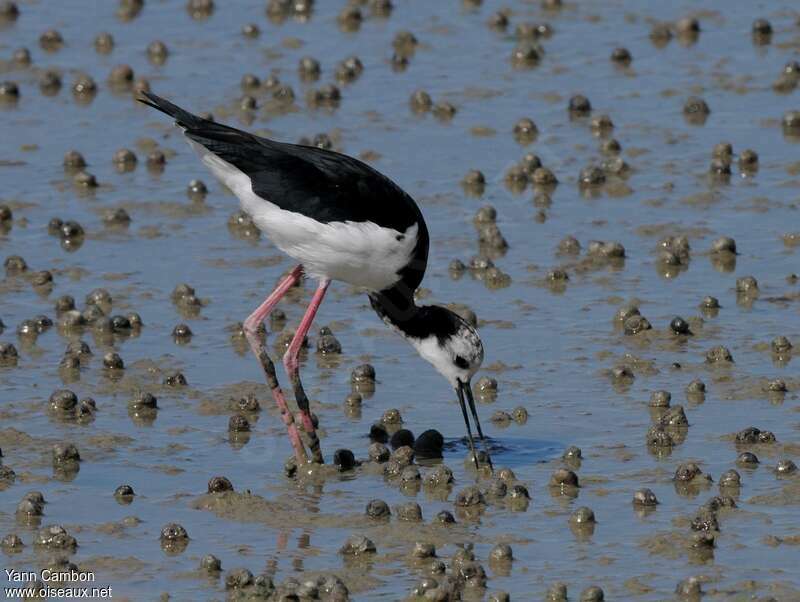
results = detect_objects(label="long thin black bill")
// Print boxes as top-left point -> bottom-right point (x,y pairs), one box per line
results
464,382 -> 494,473
456,381 -> 480,470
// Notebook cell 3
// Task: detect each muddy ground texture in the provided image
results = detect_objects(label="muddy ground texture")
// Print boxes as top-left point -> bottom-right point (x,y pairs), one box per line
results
1,0 -> 800,600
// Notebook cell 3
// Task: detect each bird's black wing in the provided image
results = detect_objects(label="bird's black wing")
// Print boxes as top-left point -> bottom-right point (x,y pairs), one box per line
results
138,91 -> 424,235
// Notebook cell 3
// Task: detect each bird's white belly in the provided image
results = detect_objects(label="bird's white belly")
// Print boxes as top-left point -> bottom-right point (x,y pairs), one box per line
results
190,140 -> 418,290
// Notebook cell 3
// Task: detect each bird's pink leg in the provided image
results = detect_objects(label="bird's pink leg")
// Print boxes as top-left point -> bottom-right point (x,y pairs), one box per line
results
243,265 -> 308,465
283,278 -> 330,464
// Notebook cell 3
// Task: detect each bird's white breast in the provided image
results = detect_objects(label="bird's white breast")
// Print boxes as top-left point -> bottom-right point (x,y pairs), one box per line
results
189,140 -> 418,291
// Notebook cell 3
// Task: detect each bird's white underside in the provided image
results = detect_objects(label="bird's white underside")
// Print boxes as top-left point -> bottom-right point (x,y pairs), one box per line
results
188,140 -> 418,291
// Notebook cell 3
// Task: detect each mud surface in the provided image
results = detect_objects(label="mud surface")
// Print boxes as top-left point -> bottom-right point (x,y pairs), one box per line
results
1,0 -> 800,599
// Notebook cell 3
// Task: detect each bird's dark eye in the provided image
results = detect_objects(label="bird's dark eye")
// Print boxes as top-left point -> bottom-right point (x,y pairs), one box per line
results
454,355 -> 469,369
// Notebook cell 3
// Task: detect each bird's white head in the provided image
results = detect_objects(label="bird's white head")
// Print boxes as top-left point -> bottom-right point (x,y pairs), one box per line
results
407,307 -> 484,389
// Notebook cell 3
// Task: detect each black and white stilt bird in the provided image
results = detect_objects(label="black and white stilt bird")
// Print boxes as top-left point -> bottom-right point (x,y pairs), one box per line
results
139,92 -> 492,471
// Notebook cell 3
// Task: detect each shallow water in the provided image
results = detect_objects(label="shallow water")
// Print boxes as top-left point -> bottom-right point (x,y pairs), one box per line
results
1,0 -> 800,600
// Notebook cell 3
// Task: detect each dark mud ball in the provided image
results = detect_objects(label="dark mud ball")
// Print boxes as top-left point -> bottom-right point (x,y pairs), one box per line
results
705,346 -> 733,363
200,554 -> 222,572
411,542 -> 436,560
670,316 -> 691,335
31,270 -> 53,287
485,479 -> 507,498
492,410 -> 512,424
676,577 -> 702,598
94,32 -> 114,52
649,390 -> 671,407
674,462 -> 703,482
316,326 -> 342,354
776,459 -> 797,475
114,484 -> 135,499
580,586 -> 604,602
579,165 -> 605,186
771,336 -> 793,353
208,476 -> 233,493
0,1 -> 19,20
0,533 -> 23,550
103,207 -> 131,228
414,429 -> 444,459
395,502 -> 423,522
719,469 -> 741,488
513,117 -> 538,143
624,315 -> 651,335
187,179 -> 207,199
0,81 -> 19,99
113,148 -> 137,167
683,96 -> 709,117
610,47 -> 632,65
239,95 -> 257,111
550,468 -> 579,488
547,583 -> 568,601
569,506 -> 596,524
568,94 -> 591,115
63,150 -> 86,169
49,389 -> 77,412
424,465 -> 454,488
462,169 -> 485,188
676,16 -> 700,34
520,153 -> 542,175
339,535 -> 376,556
172,323 -> 193,341
474,205 -> 496,225
381,408 -> 402,426
16,498 -> 41,516
129,393 -> 157,410
739,149 -> 759,170
224,567 -> 253,589
109,64 -> 134,85
351,363 -> 375,383
39,29 -> 64,50
228,414 -> 250,432
736,451 -> 759,466
365,499 -> 390,519
59,355 -> 80,370
752,18 -> 772,36
632,488 -> 658,506
298,56 -> 321,80
782,111 -> 800,131
240,73 -> 260,90
590,114 -> 614,134
160,523 -> 189,542
60,220 -> 84,239
368,442 -> 390,464
147,150 -> 166,168
736,275 -> 758,293
435,510 -> 456,524
72,75 -> 97,96
369,423 -> 389,443
52,442 -> 80,464
333,448 -> 356,471
454,485 -> 485,507
710,236 -> 736,254
700,296 -> 720,309
390,429 -> 415,450
709,157 -> 731,175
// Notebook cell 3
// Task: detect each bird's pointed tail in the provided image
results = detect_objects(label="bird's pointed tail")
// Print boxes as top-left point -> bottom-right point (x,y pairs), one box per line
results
137,91 -> 205,129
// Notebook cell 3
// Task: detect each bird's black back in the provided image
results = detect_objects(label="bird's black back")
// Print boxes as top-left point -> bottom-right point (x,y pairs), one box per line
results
139,91 -> 430,292
202,129 -> 423,232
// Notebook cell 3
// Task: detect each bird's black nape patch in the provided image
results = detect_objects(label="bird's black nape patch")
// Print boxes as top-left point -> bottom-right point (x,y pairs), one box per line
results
369,287 -> 465,343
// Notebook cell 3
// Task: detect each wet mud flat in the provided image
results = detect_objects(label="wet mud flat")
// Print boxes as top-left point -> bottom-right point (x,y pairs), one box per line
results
2,0 -> 800,599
